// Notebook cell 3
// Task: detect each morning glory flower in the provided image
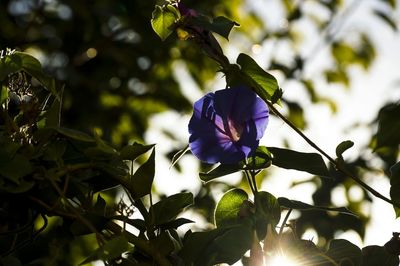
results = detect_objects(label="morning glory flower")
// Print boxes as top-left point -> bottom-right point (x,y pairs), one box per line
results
188,86 -> 269,164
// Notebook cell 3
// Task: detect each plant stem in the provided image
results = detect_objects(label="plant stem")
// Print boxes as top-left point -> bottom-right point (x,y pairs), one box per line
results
279,209 -> 292,235
266,102 -> 399,208
244,169 -> 256,195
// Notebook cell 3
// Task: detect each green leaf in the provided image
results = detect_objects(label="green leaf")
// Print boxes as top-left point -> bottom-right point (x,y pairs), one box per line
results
245,146 -> 273,170
42,140 -> 66,162
153,231 -> 176,256
111,216 -> 147,232
335,140 -> 354,158
212,223 -> 253,265
326,239 -> 362,266
80,235 -> 130,265
150,192 -> 193,225
42,97 -> 61,127
255,191 -> 281,226
52,127 -> 95,142
17,52 -> 57,95
151,4 -> 180,41
180,224 -> 253,265
236,53 -> 281,104
119,142 -> 155,161
180,227 -> 231,264
0,53 -> 22,81
362,245 -> 399,266
254,191 -> 281,239
331,42 -> 357,67
199,146 -> 272,182
325,68 -> 349,87
268,147 -> 330,178
0,84 -> 8,104
278,197 -> 357,216
84,139 -> 118,160
389,161 -> 400,217
129,148 -> 155,199
199,163 -> 241,182
214,188 -> 248,227
191,15 -> 239,40
159,217 -> 194,230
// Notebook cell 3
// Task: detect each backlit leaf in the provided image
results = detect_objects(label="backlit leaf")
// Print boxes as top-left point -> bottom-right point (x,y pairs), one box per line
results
214,188 -> 248,227
151,5 -> 180,41
237,53 -> 281,104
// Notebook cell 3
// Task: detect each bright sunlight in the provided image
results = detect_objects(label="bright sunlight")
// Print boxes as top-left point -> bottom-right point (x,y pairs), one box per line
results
269,255 -> 298,266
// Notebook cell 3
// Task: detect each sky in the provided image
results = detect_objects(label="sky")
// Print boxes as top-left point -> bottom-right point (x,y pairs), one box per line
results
144,0 -> 400,263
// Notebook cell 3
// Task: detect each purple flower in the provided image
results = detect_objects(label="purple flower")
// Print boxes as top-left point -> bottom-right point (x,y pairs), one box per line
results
188,86 -> 269,164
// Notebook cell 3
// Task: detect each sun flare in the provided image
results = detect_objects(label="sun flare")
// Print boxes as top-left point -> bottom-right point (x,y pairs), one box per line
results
269,255 -> 298,266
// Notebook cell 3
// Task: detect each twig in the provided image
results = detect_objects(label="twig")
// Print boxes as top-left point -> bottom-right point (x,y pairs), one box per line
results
279,209 -> 292,235
266,102 -> 399,208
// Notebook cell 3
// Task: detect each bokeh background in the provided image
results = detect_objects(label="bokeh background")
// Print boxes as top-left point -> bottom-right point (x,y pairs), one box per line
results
1,0 -> 399,264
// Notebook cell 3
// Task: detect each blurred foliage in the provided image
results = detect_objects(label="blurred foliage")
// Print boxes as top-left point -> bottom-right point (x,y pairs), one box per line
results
1,0 -> 400,265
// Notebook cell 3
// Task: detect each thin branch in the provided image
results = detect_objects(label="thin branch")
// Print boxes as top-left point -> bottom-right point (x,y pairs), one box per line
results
267,102 -> 399,208
279,209 -> 292,235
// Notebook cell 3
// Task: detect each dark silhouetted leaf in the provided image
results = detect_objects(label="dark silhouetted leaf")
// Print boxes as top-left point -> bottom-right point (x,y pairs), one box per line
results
119,142 -> 155,161
375,103 -> 400,150
362,245 -> 399,266
130,148 -> 155,199
200,146 -> 272,182
159,217 -> 194,230
199,163 -> 241,182
80,235 -> 130,265
151,192 -> 193,225
278,197 -> 357,216
192,15 -> 239,39
53,127 -> 95,142
268,147 -> 330,178
335,140 -> 354,158
326,239 -> 361,265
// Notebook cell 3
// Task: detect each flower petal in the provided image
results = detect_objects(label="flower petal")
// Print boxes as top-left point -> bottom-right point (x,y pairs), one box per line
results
188,85 -> 269,164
